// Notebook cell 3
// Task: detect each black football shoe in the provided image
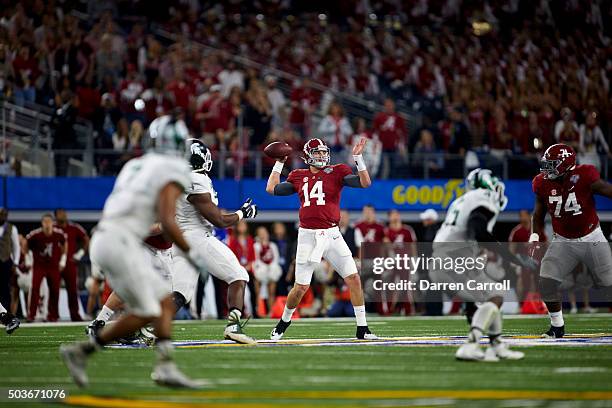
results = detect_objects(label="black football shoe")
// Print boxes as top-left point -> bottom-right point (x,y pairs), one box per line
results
542,325 -> 565,339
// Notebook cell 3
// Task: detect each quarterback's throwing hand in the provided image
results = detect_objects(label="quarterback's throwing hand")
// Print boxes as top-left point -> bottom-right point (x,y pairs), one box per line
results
239,198 -> 258,219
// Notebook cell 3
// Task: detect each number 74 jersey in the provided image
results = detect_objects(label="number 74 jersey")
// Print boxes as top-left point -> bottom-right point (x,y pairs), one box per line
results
533,164 -> 600,239
287,164 -> 353,229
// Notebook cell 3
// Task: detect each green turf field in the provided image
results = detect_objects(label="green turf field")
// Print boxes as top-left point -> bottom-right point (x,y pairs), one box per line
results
1,315 -> 611,407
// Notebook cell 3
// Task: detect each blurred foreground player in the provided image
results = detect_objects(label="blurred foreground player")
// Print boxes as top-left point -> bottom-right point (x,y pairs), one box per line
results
266,137 -> 377,340
60,111 -> 209,388
433,168 -> 532,361
172,139 -> 258,344
531,144 -> 612,338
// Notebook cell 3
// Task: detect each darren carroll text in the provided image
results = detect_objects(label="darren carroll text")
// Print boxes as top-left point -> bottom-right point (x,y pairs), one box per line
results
372,279 -> 512,292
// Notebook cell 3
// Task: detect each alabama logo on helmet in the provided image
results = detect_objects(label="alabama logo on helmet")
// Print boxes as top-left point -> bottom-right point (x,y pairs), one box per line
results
540,143 -> 576,179
302,138 -> 330,168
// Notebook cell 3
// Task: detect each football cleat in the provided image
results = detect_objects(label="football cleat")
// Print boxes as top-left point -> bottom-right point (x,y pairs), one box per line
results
118,331 -> 149,346
270,320 -> 291,341
60,343 -> 90,387
151,361 -> 204,388
455,342 -> 487,361
488,342 -> 525,360
542,325 -> 565,339
0,312 -> 20,334
356,326 -> 378,340
224,313 -> 256,345
139,326 -> 157,346
86,320 -> 105,340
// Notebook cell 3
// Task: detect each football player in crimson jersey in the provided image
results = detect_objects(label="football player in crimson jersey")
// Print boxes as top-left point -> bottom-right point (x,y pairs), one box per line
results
266,137 -> 378,340
531,143 -> 612,338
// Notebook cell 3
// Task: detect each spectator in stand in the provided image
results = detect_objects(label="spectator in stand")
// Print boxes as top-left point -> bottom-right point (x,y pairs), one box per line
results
385,210 -> 417,245
75,71 -> 101,121
244,80 -> 273,148
554,107 -> 580,151
118,63 -> 145,122
227,221 -> 257,318
12,45 -> 39,105
373,98 -> 407,161
446,106 -> 471,155
579,111 -> 610,171
141,76 -> 173,123
51,90 -> 79,176
265,75 -> 287,131
95,33 -> 123,86
318,101 -> 353,155
53,209 -> 89,322
25,214 -> 66,322
253,226 -> 282,316
112,118 -> 130,151
413,129 -> 444,176
166,68 -> 195,112
326,272 -> 354,318
354,204 -> 385,255
419,208 -> 442,316
196,84 -> 233,146
218,60 -> 244,97
289,78 -> 318,137
487,104 -> 512,156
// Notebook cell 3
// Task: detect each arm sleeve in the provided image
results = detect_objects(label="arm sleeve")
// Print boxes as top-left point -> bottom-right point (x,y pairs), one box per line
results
467,207 -> 522,265
273,182 -> 296,196
585,164 -> 601,184
10,226 -> 19,264
342,175 -> 363,188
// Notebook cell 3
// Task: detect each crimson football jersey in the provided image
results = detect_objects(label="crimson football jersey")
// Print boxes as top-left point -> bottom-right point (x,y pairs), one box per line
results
532,164 -> 600,239
385,225 -> 416,243
287,164 -> 352,229
26,228 -> 66,268
54,222 -> 87,258
355,221 -> 386,244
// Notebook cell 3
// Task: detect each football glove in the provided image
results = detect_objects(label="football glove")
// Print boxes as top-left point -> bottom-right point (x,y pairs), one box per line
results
238,198 -> 258,219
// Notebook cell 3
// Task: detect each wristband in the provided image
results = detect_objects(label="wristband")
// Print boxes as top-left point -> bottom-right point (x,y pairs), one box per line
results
353,154 -> 366,172
272,161 -> 284,174
235,210 -> 244,221
529,233 -> 539,242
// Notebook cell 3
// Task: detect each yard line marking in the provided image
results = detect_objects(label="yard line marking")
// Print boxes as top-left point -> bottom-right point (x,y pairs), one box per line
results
104,334 -> 612,349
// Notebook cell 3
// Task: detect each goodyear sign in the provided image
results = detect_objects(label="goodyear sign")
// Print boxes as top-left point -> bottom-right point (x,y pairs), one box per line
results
5,177 -> 612,212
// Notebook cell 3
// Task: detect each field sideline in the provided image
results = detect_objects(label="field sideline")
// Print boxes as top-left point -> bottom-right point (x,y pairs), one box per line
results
1,315 -> 611,407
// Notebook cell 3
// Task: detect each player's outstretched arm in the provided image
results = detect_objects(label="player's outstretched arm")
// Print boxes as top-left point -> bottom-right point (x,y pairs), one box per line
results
266,157 -> 296,196
158,182 -> 191,253
351,136 -> 371,188
188,193 -> 256,228
591,179 -> 612,199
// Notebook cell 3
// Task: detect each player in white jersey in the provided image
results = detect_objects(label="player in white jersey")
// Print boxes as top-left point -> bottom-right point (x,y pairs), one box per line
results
432,168 -> 532,362
172,139 -> 258,344
60,111 -> 210,388
0,301 -> 19,334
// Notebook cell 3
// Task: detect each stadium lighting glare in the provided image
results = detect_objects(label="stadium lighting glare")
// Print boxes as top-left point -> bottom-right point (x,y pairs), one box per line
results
472,21 -> 492,36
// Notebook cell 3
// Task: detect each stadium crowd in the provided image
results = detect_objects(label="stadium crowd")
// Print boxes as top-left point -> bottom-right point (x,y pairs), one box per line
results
0,0 -> 611,177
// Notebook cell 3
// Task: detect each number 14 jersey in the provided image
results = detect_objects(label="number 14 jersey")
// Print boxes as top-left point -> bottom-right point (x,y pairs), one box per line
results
532,164 -> 600,239
287,164 -> 353,229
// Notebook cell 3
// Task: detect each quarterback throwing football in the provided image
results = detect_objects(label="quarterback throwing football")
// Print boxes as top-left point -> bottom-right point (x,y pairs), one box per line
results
266,137 -> 377,340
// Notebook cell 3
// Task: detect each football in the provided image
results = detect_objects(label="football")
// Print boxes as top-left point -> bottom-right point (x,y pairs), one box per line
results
263,141 -> 292,159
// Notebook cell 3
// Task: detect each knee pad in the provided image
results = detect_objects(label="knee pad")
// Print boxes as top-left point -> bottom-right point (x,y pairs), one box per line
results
172,291 -> 187,312
539,278 -> 561,302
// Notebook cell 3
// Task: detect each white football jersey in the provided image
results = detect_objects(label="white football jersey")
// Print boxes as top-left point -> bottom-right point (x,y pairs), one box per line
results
434,188 -> 502,243
176,172 -> 218,234
100,153 -> 191,239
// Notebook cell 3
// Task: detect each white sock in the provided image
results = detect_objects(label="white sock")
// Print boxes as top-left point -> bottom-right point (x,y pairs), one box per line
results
0,301 -> 6,314
281,306 -> 295,323
96,305 -> 115,322
353,305 -> 367,327
469,302 -> 499,342
228,308 -> 241,324
549,310 -> 564,327
156,339 -> 174,362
